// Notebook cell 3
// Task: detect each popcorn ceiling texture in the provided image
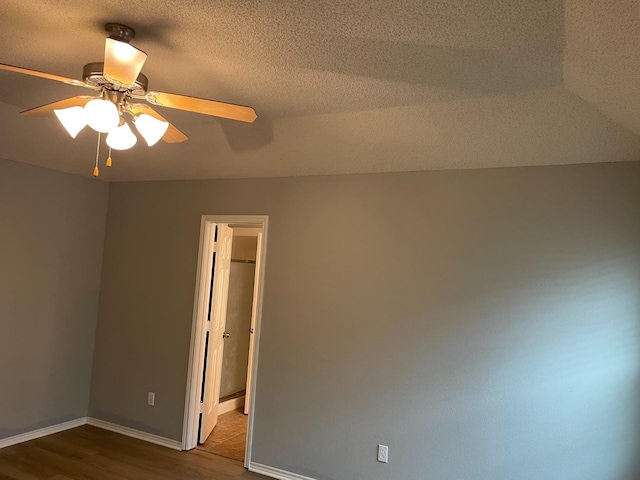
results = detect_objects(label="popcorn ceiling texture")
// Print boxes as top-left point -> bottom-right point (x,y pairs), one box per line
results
0,0 -> 638,181
563,0 -> 640,136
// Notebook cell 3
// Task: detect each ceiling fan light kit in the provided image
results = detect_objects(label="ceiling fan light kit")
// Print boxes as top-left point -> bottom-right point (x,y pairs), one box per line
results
106,121 -> 137,150
53,106 -> 87,138
133,113 -> 170,146
0,22 -> 257,177
84,97 -> 120,133
104,38 -> 147,87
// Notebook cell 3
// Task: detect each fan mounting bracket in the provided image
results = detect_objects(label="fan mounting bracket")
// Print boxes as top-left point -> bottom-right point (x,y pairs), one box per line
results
105,23 -> 136,43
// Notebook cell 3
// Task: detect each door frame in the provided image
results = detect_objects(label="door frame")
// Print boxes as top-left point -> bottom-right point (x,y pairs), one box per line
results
244,231 -> 262,415
182,214 -> 269,468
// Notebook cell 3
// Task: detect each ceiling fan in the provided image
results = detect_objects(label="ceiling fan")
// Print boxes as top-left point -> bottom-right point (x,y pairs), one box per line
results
0,23 -> 257,176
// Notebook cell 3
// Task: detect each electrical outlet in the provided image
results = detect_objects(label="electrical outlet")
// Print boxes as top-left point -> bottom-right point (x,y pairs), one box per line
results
377,444 -> 389,463
147,392 -> 155,406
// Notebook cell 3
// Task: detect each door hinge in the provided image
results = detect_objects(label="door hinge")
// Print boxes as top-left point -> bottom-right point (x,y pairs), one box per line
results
212,241 -> 218,252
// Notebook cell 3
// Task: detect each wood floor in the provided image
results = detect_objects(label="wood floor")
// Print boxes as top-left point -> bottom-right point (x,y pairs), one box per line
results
199,408 -> 247,461
0,425 -> 267,480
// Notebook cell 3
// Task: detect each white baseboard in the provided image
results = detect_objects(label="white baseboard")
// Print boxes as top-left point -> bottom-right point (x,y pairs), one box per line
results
0,417 -> 88,449
250,462 -> 318,480
219,395 -> 245,415
86,417 -> 182,451
1,416 -> 182,452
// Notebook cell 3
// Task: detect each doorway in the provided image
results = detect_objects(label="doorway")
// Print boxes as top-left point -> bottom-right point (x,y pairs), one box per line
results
182,215 -> 268,468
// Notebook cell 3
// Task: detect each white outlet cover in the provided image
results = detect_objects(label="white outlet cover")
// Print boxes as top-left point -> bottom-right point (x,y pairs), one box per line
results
377,444 -> 389,463
148,392 -> 155,406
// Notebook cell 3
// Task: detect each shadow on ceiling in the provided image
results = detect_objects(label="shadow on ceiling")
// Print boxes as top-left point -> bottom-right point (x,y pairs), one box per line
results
220,115 -> 274,154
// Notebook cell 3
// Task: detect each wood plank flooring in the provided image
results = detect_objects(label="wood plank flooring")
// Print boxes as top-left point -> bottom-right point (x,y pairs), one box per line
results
0,426 -> 267,480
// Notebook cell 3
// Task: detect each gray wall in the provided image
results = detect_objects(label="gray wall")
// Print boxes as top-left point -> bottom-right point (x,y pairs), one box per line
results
89,162 -> 640,480
0,159 -> 108,439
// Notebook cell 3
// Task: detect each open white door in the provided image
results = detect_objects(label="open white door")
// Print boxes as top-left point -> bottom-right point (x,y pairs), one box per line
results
199,224 -> 233,444
244,232 -> 263,414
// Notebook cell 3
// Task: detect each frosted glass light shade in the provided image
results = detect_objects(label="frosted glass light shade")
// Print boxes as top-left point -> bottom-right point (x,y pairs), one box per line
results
106,122 -> 137,150
54,106 -> 87,138
133,114 -> 169,146
84,99 -> 119,133
104,38 -> 147,86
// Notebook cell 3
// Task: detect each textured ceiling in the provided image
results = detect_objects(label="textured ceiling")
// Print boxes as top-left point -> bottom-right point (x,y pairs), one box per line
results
563,0 -> 640,136
0,0 -> 638,181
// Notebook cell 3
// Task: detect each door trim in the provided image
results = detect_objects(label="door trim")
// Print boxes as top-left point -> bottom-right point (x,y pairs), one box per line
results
182,214 -> 269,469
244,231 -> 262,415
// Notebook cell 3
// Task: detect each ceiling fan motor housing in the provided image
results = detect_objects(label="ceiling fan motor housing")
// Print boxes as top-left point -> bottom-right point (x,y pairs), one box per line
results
82,62 -> 148,96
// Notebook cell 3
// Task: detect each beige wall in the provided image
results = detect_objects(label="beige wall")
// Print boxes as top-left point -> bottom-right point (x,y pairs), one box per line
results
218,233 -> 259,399
219,261 -> 255,399
231,235 -> 258,261
0,159 -> 108,439
89,162 -> 640,479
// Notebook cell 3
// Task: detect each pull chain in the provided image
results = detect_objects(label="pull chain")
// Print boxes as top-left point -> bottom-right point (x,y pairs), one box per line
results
93,132 -> 101,177
106,147 -> 112,167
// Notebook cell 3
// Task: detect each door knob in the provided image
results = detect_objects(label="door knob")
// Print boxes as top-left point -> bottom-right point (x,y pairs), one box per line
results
223,332 -> 231,339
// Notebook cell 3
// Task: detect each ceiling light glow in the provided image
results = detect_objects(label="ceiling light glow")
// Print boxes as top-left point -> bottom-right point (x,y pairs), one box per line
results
134,113 -> 169,146
54,106 -> 87,138
106,121 -> 137,150
104,38 -> 147,86
84,98 -> 120,133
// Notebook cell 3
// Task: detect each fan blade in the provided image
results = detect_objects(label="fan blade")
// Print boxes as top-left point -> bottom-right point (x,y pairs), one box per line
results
0,63 -> 96,89
146,91 -> 257,123
104,38 -> 147,86
128,103 -> 188,143
20,96 -> 96,117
